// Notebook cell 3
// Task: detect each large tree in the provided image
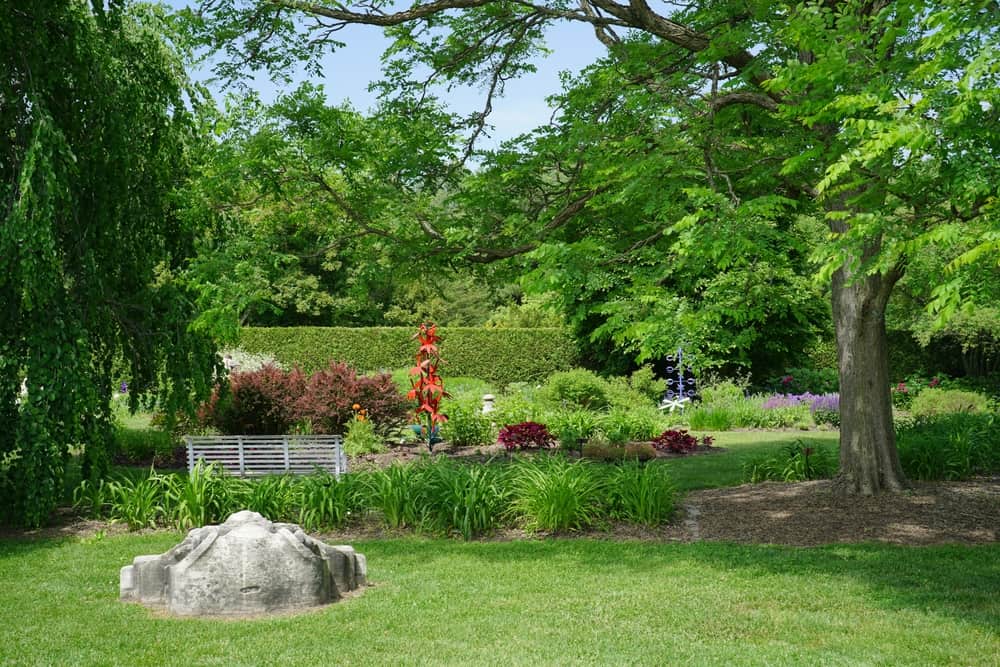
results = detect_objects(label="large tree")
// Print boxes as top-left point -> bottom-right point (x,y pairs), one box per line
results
0,1 -> 218,526
191,0 -> 999,494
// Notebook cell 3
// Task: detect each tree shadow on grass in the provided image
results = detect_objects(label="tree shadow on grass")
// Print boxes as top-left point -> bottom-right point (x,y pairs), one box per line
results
365,537 -> 1000,634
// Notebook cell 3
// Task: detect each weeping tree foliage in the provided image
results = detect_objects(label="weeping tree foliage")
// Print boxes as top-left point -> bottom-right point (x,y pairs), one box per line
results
0,1 -> 218,526
191,0 -> 999,495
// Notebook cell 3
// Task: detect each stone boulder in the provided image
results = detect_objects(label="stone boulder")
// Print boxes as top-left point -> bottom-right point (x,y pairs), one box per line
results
120,510 -> 366,616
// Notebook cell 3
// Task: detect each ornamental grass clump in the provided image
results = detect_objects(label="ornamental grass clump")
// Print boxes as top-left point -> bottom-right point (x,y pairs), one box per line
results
498,421 -> 556,451
509,456 -> 606,532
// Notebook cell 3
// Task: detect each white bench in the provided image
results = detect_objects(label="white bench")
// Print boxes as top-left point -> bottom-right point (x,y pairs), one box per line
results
183,435 -> 348,478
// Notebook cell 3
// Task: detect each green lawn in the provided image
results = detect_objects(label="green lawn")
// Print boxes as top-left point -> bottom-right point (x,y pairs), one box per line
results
0,535 -> 996,666
662,430 -> 839,490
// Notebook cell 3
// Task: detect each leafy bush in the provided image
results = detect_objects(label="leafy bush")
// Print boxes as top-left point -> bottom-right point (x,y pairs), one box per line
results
597,408 -> 663,445
697,379 -> 746,406
422,460 -> 510,539
199,364 -> 306,435
608,462 -> 675,526
810,394 -> 840,427
742,440 -> 837,483
238,326 -> 578,386
493,384 -> 544,426
498,422 -> 556,451
626,366 -> 667,403
112,425 -> 179,467
909,388 -> 990,419
298,361 -> 409,435
650,429 -> 700,454
896,413 -> 1000,480
542,368 -> 612,410
509,456 -> 606,532
441,396 -> 495,447
545,409 -> 599,451
343,418 -> 387,456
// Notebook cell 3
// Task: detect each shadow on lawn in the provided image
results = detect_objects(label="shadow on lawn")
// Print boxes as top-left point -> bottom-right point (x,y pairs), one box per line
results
367,538 -> 1000,634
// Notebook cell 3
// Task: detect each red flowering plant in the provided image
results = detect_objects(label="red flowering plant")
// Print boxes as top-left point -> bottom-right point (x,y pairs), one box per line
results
497,421 -> 556,452
407,322 -> 450,452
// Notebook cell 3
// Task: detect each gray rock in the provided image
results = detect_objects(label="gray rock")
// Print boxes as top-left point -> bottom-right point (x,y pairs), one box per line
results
120,510 -> 366,617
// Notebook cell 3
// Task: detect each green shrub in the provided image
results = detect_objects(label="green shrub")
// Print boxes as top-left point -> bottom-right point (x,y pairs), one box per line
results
509,456 -> 607,532
542,369 -> 612,410
343,418 -> 387,456
112,425 -> 179,466
764,368 -> 839,395
896,413 -> 1000,480
909,388 -> 990,418
626,366 -> 667,403
597,407 -> 663,445
441,396 -> 495,447
698,379 -> 746,406
238,327 -> 577,387
422,460 -> 510,539
608,462 -> 675,526
493,386 -> 544,427
296,472 -> 363,531
545,409 -> 599,450
687,405 -> 735,431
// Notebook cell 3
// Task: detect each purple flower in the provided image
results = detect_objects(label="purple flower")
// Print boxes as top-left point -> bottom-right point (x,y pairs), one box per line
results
809,393 -> 840,414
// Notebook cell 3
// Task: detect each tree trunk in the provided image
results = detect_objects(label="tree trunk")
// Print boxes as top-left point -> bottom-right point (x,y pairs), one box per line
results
832,267 -> 908,495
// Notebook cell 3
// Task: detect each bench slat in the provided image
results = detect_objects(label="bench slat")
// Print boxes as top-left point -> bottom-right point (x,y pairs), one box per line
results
185,434 -> 347,478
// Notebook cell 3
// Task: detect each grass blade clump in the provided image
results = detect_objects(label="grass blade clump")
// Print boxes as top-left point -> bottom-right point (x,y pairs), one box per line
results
509,456 -> 606,532
423,459 -> 509,539
608,462 -> 676,527
297,471 -> 364,531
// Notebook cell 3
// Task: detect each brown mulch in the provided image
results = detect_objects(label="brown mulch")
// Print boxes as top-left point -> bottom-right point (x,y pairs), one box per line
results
683,477 -> 1000,546
3,461 -> 997,547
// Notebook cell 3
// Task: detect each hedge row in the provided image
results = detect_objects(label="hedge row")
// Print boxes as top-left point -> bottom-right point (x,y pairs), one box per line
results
237,327 -> 578,386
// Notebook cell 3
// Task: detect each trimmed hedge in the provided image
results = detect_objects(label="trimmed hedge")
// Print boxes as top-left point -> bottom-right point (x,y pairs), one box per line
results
237,327 -> 578,386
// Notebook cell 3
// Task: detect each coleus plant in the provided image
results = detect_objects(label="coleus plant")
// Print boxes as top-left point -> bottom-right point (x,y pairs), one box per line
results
407,322 -> 449,452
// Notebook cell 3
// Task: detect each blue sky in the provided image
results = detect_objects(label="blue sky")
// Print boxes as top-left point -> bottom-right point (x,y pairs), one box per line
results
161,1 -> 608,143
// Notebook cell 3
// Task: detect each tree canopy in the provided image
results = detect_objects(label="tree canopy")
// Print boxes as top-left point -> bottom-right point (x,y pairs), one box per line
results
189,0 -> 1000,494
0,0 -> 218,526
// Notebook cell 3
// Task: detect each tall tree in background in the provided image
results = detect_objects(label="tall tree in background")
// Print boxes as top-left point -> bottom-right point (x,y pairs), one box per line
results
192,0 -> 999,494
0,1 -> 218,526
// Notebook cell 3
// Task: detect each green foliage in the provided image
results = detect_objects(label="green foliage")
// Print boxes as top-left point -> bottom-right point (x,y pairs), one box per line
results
343,418 -> 387,456
742,441 -> 838,483
509,456 -> 606,533
296,472 -> 362,531
422,460 -> 510,539
440,396 -> 496,447
910,388 -> 990,419
626,366 -> 668,403
596,407 -> 663,445
541,368 -> 611,410
764,368 -> 839,395
608,462 -> 675,526
896,414 -> 1000,481
0,2 -> 217,527
239,327 -> 577,387
544,409 -> 599,451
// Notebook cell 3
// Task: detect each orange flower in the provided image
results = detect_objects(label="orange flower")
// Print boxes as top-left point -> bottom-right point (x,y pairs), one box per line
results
352,403 -> 361,411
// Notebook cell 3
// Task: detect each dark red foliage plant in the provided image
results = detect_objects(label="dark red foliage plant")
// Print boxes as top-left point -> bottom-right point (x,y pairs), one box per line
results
650,428 -> 699,454
498,422 -> 556,451
198,364 -> 305,435
407,322 -> 449,452
297,361 -> 410,435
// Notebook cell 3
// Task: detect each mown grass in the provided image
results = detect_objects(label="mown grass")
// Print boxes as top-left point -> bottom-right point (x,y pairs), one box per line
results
0,535 -> 996,666
660,430 -> 839,490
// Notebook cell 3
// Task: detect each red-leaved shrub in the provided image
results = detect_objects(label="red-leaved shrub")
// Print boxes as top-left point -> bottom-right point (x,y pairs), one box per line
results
295,361 -> 409,435
498,421 -> 555,451
650,429 -> 699,454
198,364 -> 306,435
